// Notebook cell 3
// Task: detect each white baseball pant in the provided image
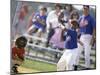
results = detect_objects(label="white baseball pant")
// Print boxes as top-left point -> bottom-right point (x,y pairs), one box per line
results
80,34 -> 92,68
74,43 -> 83,65
57,48 -> 78,71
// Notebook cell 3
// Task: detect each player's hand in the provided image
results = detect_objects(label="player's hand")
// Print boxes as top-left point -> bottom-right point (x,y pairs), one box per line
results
40,20 -> 46,26
79,41 -> 84,46
36,18 -> 46,26
90,36 -> 96,46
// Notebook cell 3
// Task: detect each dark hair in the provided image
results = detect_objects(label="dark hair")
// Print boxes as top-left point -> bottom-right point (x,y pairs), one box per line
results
15,36 -> 27,48
40,7 -> 47,12
64,4 -> 74,13
83,5 -> 89,9
55,4 -> 62,9
70,10 -> 79,19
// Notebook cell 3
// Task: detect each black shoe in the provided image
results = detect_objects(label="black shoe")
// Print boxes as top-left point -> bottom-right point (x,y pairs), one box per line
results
35,40 -> 41,45
12,64 -> 19,73
29,39 -> 33,43
45,42 -> 49,47
59,48 -> 64,51
55,54 -> 58,59
74,65 -> 78,70
82,68 -> 91,70
35,42 -> 39,45
85,68 -> 91,70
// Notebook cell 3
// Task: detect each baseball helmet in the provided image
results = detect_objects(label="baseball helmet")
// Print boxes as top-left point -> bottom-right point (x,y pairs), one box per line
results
15,36 -> 27,48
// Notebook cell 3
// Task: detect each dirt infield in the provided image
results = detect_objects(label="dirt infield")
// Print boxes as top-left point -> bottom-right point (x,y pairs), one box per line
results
18,66 -> 40,73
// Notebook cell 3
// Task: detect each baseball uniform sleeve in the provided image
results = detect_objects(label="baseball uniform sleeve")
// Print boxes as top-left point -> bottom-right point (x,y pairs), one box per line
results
90,16 -> 96,28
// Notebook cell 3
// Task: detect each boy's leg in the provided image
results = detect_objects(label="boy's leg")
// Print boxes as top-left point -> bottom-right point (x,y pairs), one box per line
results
46,29 -> 55,47
84,41 -> 92,68
57,52 -> 66,71
58,49 -> 73,71
27,25 -> 34,34
57,60 -> 66,71
65,49 -> 77,70
26,25 -> 38,34
74,43 -> 83,70
11,60 -> 23,73
35,28 -> 43,44
80,35 -> 92,68
57,49 -> 78,71
27,25 -> 38,43
37,28 -> 43,37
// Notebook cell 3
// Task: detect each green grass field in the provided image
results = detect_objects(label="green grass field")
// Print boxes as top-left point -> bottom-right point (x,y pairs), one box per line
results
20,58 -> 56,73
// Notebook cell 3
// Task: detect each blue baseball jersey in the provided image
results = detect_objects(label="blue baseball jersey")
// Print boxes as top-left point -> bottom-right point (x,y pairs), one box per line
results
63,29 -> 78,49
79,14 -> 96,35
32,13 -> 47,31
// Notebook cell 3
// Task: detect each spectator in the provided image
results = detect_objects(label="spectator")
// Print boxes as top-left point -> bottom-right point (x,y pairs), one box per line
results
46,4 -> 62,47
27,7 -> 47,44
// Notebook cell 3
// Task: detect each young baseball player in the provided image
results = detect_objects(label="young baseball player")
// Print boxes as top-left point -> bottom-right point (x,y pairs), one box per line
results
68,10 -> 81,70
11,36 -> 27,73
57,19 -> 82,71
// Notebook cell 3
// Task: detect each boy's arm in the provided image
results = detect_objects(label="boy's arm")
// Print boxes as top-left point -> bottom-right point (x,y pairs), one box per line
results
29,13 -> 42,26
90,28 -> 96,46
61,26 -> 68,41
37,19 -> 46,26
60,22 -> 68,31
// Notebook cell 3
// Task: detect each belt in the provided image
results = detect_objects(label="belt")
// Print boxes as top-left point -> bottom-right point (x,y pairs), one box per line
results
81,32 -> 91,35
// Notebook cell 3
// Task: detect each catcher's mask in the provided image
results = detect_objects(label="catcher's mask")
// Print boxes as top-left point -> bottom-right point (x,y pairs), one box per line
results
15,36 -> 27,48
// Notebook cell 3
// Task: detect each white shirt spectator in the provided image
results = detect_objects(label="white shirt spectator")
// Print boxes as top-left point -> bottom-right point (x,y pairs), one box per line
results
46,10 -> 61,33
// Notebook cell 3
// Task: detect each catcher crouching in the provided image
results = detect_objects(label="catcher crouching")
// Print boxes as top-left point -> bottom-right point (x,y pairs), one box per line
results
11,36 -> 27,73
